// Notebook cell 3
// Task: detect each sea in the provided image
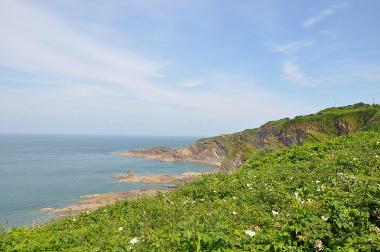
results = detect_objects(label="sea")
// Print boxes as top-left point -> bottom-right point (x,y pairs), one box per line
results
0,135 -> 213,227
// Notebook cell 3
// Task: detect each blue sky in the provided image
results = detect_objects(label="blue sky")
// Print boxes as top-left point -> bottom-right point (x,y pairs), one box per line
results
0,0 -> 379,136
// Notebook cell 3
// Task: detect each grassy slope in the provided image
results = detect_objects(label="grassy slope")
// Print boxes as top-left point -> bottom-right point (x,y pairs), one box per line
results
1,131 -> 380,251
206,103 -> 380,166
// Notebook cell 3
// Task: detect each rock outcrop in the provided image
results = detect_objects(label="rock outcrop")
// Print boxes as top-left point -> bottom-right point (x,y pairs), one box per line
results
120,139 -> 227,167
113,171 -> 205,184
120,103 -> 380,170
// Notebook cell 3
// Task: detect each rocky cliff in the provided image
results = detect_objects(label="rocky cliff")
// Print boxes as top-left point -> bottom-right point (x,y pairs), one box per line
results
120,103 -> 380,170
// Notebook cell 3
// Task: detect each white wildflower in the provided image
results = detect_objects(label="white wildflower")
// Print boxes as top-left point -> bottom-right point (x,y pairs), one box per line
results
232,196 -> 237,200
130,237 -> 139,245
294,192 -> 299,199
314,239 -> 323,251
274,222 -> 281,228
72,218 -> 76,222
244,230 -> 256,237
118,227 -> 123,231
353,157 -> 357,161
315,180 -> 321,184
371,226 -> 380,235
232,211 -> 237,215
272,210 -> 279,216
213,190 -> 217,193
86,210 -> 90,214
321,216 -> 329,221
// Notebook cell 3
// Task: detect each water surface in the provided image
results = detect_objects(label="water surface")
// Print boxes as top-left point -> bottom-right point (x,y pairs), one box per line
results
0,135 -> 212,226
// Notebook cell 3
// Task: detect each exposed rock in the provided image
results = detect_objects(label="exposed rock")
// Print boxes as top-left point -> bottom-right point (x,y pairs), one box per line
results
40,189 -> 168,215
335,119 -> 352,135
113,171 -> 205,184
120,104 -> 380,170
120,140 -> 225,167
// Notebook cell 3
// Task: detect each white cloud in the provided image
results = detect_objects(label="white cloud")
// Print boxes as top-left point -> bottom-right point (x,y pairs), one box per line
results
303,1 -> 350,28
319,30 -> 337,40
0,0 -> 303,135
272,40 -> 314,54
0,1 -> 166,93
180,79 -> 203,88
282,62 -> 330,87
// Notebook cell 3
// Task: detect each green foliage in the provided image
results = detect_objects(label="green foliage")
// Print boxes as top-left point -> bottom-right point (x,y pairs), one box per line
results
197,103 -> 380,168
1,132 -> 380,251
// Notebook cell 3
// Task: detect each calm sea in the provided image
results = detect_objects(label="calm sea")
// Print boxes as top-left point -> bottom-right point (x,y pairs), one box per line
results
0,135 -> 212,227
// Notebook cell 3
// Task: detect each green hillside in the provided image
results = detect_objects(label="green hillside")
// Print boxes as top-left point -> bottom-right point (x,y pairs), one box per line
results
1,131 -> 380,251
197,103 -> 380,169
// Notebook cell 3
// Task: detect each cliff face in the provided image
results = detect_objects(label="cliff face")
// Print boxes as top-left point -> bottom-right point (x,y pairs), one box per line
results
120,103 -> 380,170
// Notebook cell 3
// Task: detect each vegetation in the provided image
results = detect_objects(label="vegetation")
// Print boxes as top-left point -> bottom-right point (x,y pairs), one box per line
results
205,103 -> 380,169
1,131 -> 380,251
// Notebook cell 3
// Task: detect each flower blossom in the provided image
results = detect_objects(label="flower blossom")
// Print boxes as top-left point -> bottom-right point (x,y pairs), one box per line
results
244,230 -> 256,237
130,237 -> 139,245
272,210 -> 279,216
314,239 -> 323,251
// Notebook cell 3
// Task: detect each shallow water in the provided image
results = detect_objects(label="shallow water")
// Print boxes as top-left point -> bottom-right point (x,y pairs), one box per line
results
0,135 -> 212,227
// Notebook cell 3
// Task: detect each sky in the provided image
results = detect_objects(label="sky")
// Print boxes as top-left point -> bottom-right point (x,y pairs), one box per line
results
0,0 -> 379,136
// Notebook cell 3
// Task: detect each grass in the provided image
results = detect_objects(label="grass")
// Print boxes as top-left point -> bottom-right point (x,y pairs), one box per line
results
197,103 -> 380,170
1,131 -> 380,251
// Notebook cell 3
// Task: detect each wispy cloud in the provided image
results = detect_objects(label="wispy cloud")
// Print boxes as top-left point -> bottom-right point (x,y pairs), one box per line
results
0,1 -> 166,95
0,0 -> 302,135
271,40 -> 314,54
319,30 -> 337,40
180,79 -> 203,88
281,61 -> 333,87
303,1 -> 350,28
354,65 -> 380,81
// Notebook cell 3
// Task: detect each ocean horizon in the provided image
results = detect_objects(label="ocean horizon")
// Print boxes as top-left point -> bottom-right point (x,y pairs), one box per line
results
0,134 -> 213,227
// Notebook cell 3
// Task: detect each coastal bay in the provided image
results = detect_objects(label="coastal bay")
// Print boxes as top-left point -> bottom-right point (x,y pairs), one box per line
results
0,135 -> 214,227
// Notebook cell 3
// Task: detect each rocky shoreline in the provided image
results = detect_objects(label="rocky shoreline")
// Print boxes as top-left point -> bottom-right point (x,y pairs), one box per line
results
40,171 -> 209,215
41,189 -> 169,215
113,171 -> 205,184
119,141 -> 228,168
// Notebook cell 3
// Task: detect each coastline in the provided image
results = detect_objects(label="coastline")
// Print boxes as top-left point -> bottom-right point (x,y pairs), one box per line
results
40,168 -> 214,217
119,147 -> 223,168
41,189 -> 169,215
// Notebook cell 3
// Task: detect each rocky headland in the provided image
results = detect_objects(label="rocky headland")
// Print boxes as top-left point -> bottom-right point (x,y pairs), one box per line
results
120,103 -> 380,170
